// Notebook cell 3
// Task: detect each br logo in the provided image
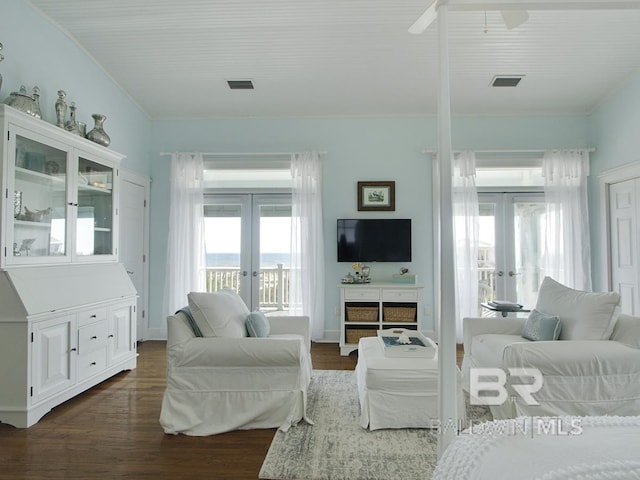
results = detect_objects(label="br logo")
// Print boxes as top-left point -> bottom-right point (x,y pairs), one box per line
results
469,368 -> 543,406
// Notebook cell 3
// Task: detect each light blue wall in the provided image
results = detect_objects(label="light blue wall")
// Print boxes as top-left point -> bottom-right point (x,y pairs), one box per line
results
6,0 -> 620,339
0,0 -> 151,174
588,73 -> 640,290
149,117 -> 436,336
149,115 -> 589,336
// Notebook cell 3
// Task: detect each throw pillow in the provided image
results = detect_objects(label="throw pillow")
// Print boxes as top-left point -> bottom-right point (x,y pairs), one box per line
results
535,277 -> 621,341
522,309 -> 561,341
175,306 -> 203,337
246,311 -> 270,338
610,313 -> 640,348
187,289 -> 250,338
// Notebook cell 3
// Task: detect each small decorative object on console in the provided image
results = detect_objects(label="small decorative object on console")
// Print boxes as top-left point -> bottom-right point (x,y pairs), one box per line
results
392,267 -> 416,284
349,262 -> 371,283
341,272 -> 355,284
377,328 -> 436,358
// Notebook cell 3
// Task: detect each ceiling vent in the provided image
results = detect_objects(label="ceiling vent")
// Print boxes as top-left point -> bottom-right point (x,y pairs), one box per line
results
227,80 -> 254,90
490,76 -> 524,87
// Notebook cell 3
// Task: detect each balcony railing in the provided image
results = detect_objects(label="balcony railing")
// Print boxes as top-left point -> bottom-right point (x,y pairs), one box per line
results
205,264 -> 290,312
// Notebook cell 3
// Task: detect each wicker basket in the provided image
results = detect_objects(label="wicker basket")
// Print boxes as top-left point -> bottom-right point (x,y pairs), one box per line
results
346,328 -> 378,344
383,306 -> 417,322
346,306 -> 379,322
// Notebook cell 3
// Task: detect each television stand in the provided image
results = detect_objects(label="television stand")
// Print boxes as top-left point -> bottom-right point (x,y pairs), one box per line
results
339,283 -> 424,356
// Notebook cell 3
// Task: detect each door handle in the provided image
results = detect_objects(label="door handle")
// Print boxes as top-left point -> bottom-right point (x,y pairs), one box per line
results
241,271 -> 248,277
252,271 -> 258,277
508,271 -> 521,277
495,270 -> 504,277
126,270 -> 134,275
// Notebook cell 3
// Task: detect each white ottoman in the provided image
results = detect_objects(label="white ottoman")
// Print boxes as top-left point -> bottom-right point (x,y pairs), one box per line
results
355,336 -> 465,430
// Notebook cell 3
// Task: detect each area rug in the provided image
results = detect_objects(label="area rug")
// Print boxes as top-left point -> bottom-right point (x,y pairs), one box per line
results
259,369 -> 491,480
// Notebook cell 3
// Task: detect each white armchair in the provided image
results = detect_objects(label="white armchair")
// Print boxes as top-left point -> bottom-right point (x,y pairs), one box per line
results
159,289 -> 312,435
462,278 -> 640,419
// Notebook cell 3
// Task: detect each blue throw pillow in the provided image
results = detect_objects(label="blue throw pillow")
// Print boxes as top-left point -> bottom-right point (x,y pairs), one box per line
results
522,309 -> 562,341
246,311 -> 270,338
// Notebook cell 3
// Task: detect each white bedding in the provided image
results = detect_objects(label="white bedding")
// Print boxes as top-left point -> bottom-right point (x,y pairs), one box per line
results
433,416 -> 640,480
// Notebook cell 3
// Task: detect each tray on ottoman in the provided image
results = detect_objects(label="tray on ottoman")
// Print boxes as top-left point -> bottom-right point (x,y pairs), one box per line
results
377,328 -> 436,358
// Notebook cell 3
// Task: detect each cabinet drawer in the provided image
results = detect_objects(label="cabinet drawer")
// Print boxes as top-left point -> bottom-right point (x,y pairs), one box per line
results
78,307 -> 108,327
78,321 -> 108,353
77,347 -> 108,381
382,289 -> 418,302
344,288 -> 380,301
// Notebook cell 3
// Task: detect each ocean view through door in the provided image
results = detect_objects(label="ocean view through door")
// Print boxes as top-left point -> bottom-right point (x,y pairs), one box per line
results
203,194 -> 292,312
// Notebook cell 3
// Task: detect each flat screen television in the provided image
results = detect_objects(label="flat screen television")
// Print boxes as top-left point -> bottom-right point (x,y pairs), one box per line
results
337,218 -> 411,262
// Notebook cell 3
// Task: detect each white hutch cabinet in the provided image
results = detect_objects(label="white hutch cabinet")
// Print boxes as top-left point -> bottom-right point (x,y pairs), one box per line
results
1,105 -> 120,266
0,105 -> 137,428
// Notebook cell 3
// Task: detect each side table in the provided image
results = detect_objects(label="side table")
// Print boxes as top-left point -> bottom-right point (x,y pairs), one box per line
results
481,302 -> 530,318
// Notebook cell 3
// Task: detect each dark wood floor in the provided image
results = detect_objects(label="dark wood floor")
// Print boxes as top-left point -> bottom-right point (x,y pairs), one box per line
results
0,341 -> 463,479
0,341 -> 358,480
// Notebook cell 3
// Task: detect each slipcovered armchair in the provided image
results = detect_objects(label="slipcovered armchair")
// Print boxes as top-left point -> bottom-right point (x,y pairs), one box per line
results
159,289 -> 312,436
462,277 -> 640,419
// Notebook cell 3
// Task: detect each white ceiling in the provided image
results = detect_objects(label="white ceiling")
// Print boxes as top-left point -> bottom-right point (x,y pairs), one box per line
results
27,0 -> 640,119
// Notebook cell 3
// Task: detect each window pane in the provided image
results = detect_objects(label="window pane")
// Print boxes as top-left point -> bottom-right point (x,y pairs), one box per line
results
476,167 -> 544,187
204,205 -> 242,294
258,205 -> 291,313
478,203 -> 497,310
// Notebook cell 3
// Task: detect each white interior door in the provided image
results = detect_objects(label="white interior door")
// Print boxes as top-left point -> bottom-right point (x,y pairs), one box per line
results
204,193 -> 291,312
609,178 -> 640,315
478,192 -> 545,311
119,172 -> 149,340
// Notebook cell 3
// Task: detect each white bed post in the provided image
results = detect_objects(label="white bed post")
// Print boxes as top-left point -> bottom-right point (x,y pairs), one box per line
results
436,2 -> 458,457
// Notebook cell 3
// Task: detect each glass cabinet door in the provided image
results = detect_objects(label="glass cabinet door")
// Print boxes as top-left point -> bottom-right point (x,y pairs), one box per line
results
12,134 -> 69,261
76,156 -> 114,257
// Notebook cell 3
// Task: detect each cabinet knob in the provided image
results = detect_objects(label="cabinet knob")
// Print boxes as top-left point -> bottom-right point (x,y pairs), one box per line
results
90,314 -> 97,318
70,347 -> 77,352
91,335 -> 97,339
108,334 -> 114,338
90,362 -> 96,366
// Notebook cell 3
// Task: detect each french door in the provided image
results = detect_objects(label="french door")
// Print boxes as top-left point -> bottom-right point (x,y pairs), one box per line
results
478,192 -> 545,311
203,193 -> 292,312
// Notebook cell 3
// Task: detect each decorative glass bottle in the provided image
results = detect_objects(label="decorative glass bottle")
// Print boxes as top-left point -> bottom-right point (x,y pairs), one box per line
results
65,102 -> 79,135
55,90 -> 67,128
86,113 -> 111,147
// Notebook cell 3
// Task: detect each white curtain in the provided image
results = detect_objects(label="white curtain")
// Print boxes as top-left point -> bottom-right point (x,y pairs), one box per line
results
452,151 -> 479,343
289,151 -> 325,341
542,149 -> 592,291
164,153 -> 205,317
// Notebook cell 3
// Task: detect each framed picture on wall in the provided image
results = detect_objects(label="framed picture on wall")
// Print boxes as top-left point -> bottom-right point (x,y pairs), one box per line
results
357,181 -> 395,211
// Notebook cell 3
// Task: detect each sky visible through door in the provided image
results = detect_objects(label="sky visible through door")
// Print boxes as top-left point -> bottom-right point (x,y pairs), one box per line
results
204,217 -> 292,268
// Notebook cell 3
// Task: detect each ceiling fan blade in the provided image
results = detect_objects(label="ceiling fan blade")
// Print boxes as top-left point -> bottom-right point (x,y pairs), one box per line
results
408,1 -> 439,34
500,9 -> 529,30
